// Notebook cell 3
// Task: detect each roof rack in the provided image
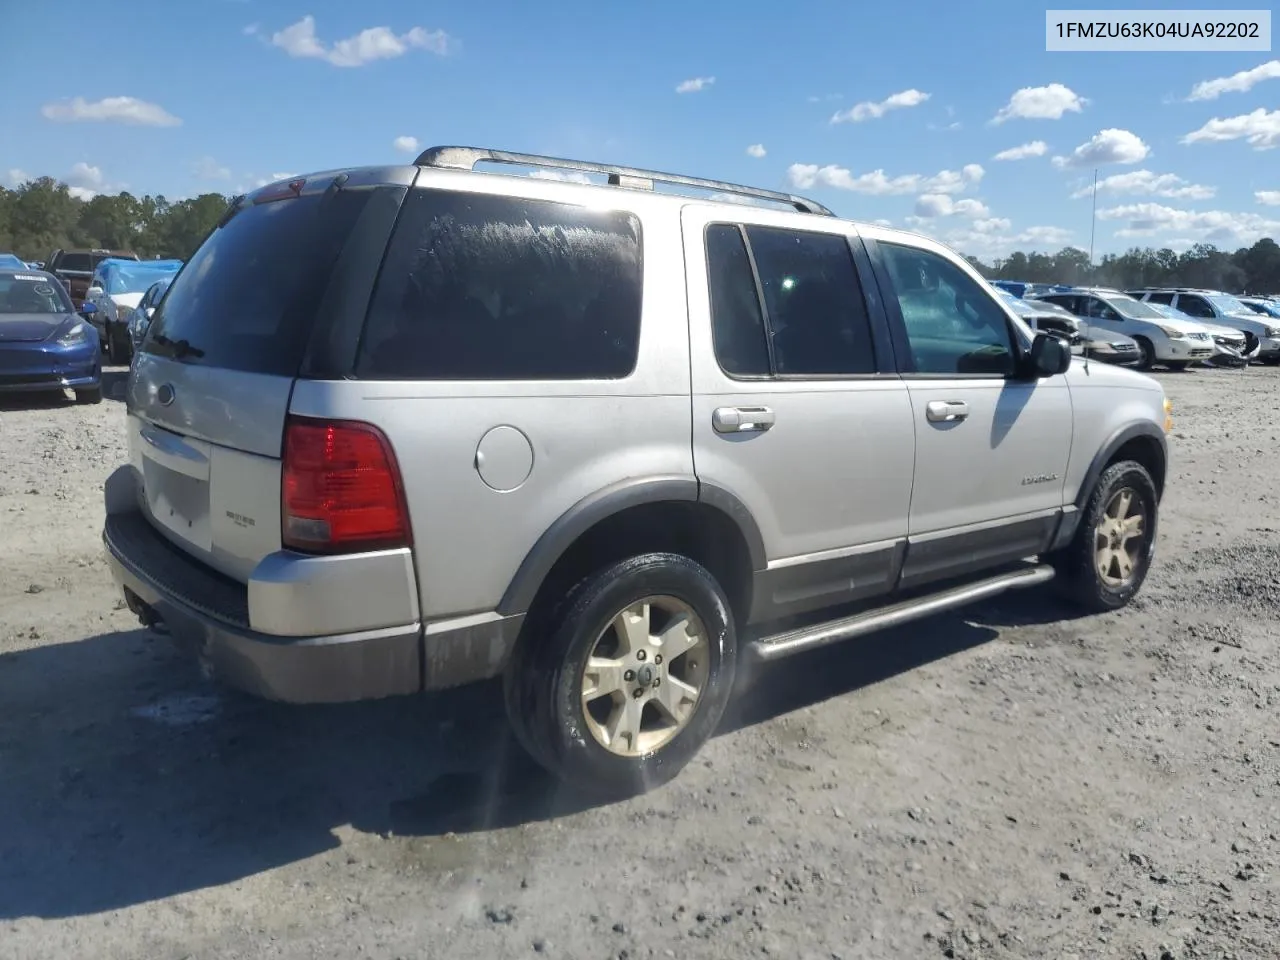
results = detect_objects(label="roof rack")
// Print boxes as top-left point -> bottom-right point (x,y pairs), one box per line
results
413,145 -> 836,216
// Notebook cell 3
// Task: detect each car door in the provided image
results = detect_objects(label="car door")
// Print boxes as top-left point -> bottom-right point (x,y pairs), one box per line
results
864,232 -> 1073,590
682,207 -> 915,621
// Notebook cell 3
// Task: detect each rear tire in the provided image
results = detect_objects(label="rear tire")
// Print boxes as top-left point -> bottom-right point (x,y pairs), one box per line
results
504,553 -> 737,796
1051,460 -> 1158,613
1134,337 -> 1156,370
107,326 -> 131,365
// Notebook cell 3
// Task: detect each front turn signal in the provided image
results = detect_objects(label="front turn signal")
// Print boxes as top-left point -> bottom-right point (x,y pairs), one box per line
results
1163,397 -> 1173,434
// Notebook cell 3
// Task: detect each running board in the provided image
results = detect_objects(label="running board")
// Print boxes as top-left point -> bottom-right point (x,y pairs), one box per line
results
747,563 -> 1055,663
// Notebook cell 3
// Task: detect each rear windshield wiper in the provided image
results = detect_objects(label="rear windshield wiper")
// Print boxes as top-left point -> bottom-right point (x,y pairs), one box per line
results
150,334 -> 205,360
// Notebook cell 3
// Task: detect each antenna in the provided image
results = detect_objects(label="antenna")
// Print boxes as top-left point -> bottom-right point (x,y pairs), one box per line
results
1087,168 -> 1098,281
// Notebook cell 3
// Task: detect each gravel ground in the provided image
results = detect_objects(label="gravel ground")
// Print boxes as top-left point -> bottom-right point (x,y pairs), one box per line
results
1,364 -> 1277,960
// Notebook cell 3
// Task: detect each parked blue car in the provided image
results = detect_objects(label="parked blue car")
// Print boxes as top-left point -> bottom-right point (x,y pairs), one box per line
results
0,268 -> 102,403
0,252 -> 28,270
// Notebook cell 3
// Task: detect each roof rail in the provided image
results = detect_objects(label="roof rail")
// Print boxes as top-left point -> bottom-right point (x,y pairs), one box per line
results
413,145 -> 836,216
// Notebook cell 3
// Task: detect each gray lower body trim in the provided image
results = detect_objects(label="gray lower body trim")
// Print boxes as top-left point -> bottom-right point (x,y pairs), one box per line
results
896,511 -> 1061,591
750,539 -> 904,622
105,514 -> 523,703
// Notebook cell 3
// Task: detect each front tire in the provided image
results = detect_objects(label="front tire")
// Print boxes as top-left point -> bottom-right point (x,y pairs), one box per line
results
504,553 -> 737,796
1134,337 -> 1156,370
1052,460 -> 1158,613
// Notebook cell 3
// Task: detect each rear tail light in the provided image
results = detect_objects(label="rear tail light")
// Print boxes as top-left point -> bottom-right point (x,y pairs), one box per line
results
281,416 -> 411,554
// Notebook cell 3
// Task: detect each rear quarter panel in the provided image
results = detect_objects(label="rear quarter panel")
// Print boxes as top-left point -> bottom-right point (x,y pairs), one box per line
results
289,177 -> 695,620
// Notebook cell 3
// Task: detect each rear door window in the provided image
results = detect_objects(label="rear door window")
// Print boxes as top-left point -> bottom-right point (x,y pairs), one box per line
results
57,253 -> 92,273
356,189 -> 643,380
142,187 -> 376,376
1174,295 -> 1214,318
1145,291 -> 1175,305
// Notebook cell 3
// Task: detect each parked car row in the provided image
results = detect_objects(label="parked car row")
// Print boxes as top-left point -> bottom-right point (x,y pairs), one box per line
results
79,257 -> 183,363
996,283 -> 1280,371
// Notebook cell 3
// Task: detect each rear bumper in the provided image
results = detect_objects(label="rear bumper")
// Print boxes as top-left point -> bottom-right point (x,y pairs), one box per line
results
105,511 -> 422,702
102,484 -> 523,702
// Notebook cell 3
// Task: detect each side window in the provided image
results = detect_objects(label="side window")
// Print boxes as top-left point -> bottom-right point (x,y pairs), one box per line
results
880,242 -> 1015,376
705,224 -> 770,376
743,225 -> 876,376
1175,295 -> 1213,318
357,190 -> 643,380
1146,292 -> 1175,305
1085,298 -> 1120,321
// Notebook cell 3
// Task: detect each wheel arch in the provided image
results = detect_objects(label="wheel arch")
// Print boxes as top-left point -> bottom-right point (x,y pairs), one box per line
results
1075,422 -> 1168,510
497,477 -> 766,630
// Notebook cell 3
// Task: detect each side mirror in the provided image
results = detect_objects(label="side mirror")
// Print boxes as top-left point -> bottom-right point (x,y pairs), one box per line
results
79,301 -> 98,316
1028,332 -> 1072,377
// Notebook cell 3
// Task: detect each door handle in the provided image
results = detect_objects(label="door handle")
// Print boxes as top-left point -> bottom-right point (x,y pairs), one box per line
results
713,406 -> 775,434
925,400 -> 969,423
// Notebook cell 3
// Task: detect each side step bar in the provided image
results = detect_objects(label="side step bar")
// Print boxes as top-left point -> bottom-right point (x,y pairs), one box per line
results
747,563 -> 1055,663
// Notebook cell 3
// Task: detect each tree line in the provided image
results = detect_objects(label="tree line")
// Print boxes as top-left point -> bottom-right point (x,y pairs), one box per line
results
4,174 -> 1280,296
0,177 -> 230,263
966,239 -> 1280,296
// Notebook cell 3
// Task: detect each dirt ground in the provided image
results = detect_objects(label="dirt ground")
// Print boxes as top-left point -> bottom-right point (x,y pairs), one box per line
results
1,363 -> 1277,960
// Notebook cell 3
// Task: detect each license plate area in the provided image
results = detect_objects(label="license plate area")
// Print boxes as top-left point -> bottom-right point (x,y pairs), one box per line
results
140,424 -> 213,552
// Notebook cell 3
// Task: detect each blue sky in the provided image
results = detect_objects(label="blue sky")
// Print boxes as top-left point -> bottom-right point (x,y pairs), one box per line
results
1,0 -> 1278,259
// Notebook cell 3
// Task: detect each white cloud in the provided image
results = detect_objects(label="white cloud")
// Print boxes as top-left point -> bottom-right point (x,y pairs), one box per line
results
1070,170 -> 1214,201
991,83 -> 1086,124
243,23 -> 259,36
1097,201 -> 1280,244
831,89 -> 930,124
528,170 -> 594,184
944,224 -> 1075,258
191,156 -> 231,181
787,162 -> 983,196
270,15 -> 452,67
41,96 -> 181,127
64,162 -> 106,200
972,217 -> 1013,233
1181,108 -> 1280,151
912,194 -> 991,219
807,93 -> 842,103
1188,60 -> 1280,101
993,140 -> 1048,161
746,143 -> 766,158
676,76 -> 715,94
393,135 -> 420,154
5,169 -> 31,186
1051,128 -> 1149,169
1257,190 -> 1280,206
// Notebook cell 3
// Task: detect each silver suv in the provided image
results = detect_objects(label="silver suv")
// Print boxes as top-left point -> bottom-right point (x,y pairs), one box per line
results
103,146 -> 1173,793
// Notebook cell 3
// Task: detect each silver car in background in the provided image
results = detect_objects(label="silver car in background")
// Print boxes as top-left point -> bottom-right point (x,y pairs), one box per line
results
1030,288 -> 1214,371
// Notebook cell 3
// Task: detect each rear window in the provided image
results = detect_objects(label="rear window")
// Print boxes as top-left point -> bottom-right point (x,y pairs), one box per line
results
142,188 -> 375,375
57,253 -> 92,273
355,189 -> 643,380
